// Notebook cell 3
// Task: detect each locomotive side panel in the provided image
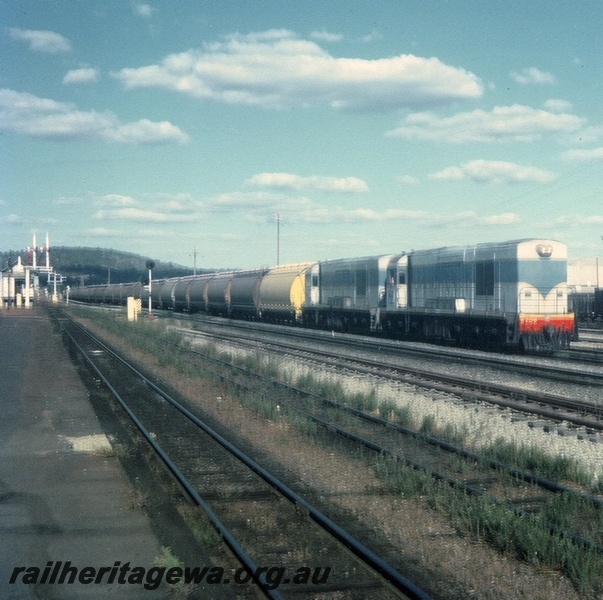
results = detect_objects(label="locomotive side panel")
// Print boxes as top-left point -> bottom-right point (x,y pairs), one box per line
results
384,254 -> 408,310
309,255 -> 393,332
317,255 -> 392,310
409,246 -> 474,312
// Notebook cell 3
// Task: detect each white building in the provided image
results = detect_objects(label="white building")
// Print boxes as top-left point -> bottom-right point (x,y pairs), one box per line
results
568,257 -> 603,291
1,234 -> 54,308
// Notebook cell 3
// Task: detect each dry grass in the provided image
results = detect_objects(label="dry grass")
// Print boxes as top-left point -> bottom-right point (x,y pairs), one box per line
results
71,309 -> 598,599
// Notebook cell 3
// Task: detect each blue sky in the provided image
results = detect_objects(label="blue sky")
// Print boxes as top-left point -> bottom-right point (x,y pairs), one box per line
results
1,1 -> 602,269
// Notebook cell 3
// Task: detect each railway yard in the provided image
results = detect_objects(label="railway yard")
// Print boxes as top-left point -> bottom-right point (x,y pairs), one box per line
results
2,303 -> 603,599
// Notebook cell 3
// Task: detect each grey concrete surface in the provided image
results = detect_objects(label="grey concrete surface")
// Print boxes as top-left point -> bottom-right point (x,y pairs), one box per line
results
0,309 -> 165,598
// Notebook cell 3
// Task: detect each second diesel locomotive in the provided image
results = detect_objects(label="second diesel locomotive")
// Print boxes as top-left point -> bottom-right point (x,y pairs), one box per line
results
70,238 -> 575,353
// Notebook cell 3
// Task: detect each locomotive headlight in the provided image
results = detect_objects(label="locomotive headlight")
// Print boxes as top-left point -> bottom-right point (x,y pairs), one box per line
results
536,244 -> 553,258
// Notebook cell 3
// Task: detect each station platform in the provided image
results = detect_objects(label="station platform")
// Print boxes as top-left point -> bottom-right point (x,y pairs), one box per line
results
0,308 -> 164,598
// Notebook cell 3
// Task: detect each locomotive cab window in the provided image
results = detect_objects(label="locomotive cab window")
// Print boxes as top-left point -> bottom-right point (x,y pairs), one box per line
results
355,268 -> 367,295
476,261 -> 494,296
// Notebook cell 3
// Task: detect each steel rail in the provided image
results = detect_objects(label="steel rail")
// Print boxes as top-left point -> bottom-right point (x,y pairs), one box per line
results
286,403 -> 603,555
178,313 -> 603,384
166,334 -> 603,509
59,321 -> 286,600
135,327 -> 603,556
184,327 -> 603,432
61,315 -> 433,600
160,339 -> 603,555
112,320 -> 603,510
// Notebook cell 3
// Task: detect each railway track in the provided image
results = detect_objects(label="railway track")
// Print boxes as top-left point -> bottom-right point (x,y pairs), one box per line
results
53,310 -> 433,600
175,312 -> 603,376
136,323 -> 603,556
59,304 -> 603,595
569,329 -> 603,363
177,322 -> 603,435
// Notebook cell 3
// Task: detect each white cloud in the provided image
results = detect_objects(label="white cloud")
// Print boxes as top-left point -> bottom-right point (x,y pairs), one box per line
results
562,147 -> 603,162
205,190 -> 518,228
430,160 -> 556,184
248,172 -> 369,193
510,67 -> 556,85
397,175 -> 419,185
83,187 -> 521,233
93,207 -> 194,223
95,194 -> 137,207
554,214 -> 603,226
104,119 -> 189,145
9,27 -> 71,53
209,191 -> 291,214
63,68 -> 99,84
135,3 -> 155,18
480,212 -> 521,225
90,192 -> 200,225
0,213 -> 23,225
114,29 -> 482,111
362,29 -> 384,43
387,104 -> 584,143
295,207 -> 521,227
87,227 -> 127,238
310,30 -> 343,43
544,98 -> 572,112
0,88 -> 189,145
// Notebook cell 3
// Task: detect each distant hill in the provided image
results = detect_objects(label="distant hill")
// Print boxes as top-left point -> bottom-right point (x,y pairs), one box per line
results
0,246 -> 200,286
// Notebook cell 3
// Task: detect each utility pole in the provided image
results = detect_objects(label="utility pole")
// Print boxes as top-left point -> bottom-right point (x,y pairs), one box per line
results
276,213 -> 280,266
145,260 -> 155,316
598,235 -> 602,288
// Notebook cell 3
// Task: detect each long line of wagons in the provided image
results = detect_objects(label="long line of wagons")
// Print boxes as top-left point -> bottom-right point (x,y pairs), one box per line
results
70,239 -> 575,353
569,288 -> 603,323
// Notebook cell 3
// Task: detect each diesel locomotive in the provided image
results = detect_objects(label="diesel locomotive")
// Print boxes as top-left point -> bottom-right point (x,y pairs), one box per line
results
69,239 -> 575,353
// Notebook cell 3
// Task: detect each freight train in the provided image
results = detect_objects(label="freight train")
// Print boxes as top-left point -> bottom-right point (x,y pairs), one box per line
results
69,239 -> 575,353
569,288 -> 603,323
